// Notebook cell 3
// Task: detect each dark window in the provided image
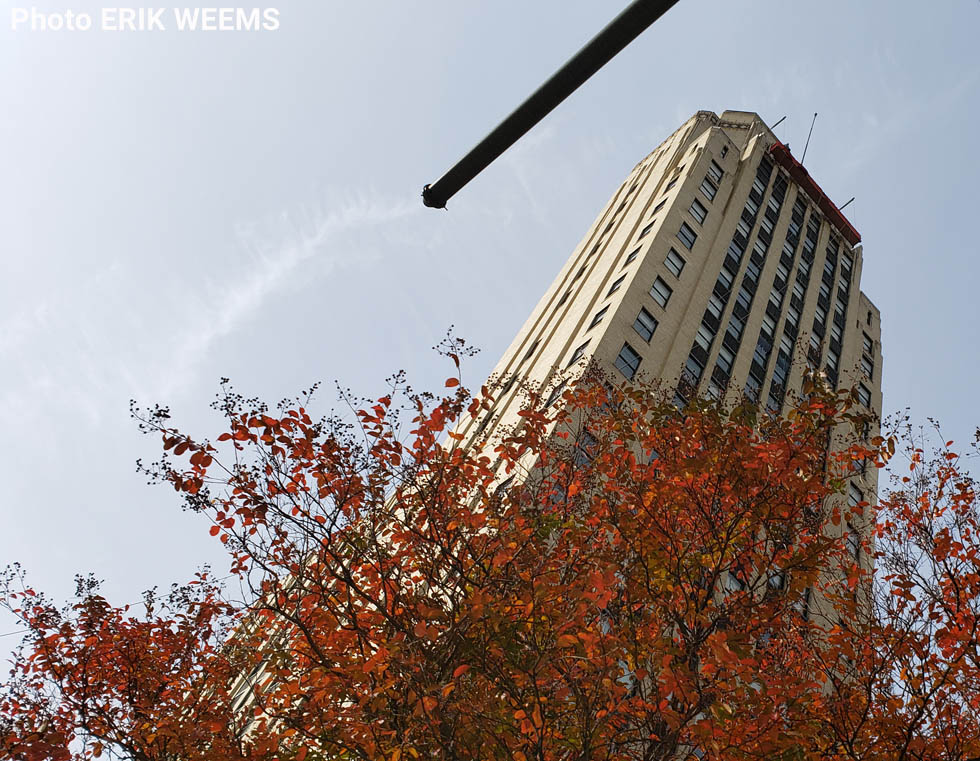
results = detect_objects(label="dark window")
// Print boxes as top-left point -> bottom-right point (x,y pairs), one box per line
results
720,145 -> 729,158
607,275 -> 626,297
700,177 -> 718,201
677,222 -> 697,250
848,482 -> 864,508
567,340 -> 590,367
862,333 -> 874,356
573,264 -> 586,281
588,306 -> 609,330
707,160 -> 724,184
689,198 -> 708,225
650,277 -> 672,308
664,176 -> 678,192
664,248 -> 686,278
726,568 -> 746,592
652,198 -> 667,215
521,340 -> 540,364
861,353 -> 874,378
633,308 -> 658,342
545,379 -> 568,408
556,289 -> 571,307
615,343 -> 642,379
857,383 -> 872,408
847,525 -> 861,562
716,345 -> 734,374
574,431 -> 599,466
638,221 -> 655,239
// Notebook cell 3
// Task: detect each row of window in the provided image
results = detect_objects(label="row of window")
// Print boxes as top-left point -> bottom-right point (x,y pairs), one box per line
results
746,196 -> 808,408
676,155 -> 773,405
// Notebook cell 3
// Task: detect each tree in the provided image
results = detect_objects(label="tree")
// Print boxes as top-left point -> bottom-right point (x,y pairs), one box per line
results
3,360 -> 979,761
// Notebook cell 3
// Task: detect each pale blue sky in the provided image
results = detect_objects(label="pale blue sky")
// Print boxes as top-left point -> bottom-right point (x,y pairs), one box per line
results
2,1 -> 978,630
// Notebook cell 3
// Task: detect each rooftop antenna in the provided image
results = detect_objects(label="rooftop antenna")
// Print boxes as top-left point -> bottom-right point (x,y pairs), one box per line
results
801,112 -> 817,164
769,115 -> 787,131
839,197 -> 855,211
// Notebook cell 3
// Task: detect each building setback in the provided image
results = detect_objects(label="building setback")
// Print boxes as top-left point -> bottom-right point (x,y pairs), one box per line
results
466,109 -> 882,514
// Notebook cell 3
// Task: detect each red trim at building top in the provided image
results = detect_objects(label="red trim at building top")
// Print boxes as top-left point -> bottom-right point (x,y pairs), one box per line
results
768,141 -> 861,247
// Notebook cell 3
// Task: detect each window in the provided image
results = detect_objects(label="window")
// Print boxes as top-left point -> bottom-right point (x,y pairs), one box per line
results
677,223 -> 697,250
707,293 -> 724,320
695,323 -> 714,352
798,586 -> 812,620
664,176 -> 678,192
664,248 -> 686,278
861,353 -> 874,378
762,314 -> 777,338
862,333 -> 874,356
826,348 -> 839,371
846,525 -> 861,563
545,379 -> 568,408
567,340 -> 590,367
652,198 -> 667,215
557,289 -> 571,307
615,343 -> 642,379
727,313 -> 745,340
633,308 -> 658,342
638,221 -> 655,239
684,355 -> 705,382
726,568 -> 746,592
768,571 -> 786,591
573,264 -> 587,281
521,340 -> 539,364
720,145 -> 729,158
699,177 -> 718,201
857,383 -> 872,408
650,277 -> 672,308
574,431 -> 599,466
607,275 -> 626,297
848,482 -> 864,508
624,247 -> 641,267
588,306 -> 609,330
707,160 -> 724,184
716,345 -> 734,374
689,198 -> 708,225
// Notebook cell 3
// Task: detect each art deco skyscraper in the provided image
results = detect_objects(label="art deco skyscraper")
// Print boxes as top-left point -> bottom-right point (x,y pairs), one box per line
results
467,109 -> 881,510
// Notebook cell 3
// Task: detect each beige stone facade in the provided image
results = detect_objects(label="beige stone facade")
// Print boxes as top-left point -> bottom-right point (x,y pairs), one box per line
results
465,109 -> 882,514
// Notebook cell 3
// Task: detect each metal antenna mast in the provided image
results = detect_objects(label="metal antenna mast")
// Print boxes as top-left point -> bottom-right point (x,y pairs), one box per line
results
801,112 -> 818,164
422,0 -> 682,209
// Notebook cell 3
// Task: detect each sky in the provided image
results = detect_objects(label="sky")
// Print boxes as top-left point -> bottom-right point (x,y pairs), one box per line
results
2,0 -> 979,639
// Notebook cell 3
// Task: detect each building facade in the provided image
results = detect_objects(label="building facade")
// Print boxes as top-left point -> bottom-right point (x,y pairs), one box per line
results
466,109 -> 882,513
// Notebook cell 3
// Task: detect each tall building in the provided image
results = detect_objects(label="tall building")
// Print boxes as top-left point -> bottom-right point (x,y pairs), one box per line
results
467,109 -> 881,509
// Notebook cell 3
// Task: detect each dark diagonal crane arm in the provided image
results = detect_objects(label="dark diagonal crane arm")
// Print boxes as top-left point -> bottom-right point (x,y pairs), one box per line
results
422,0 -> 682,209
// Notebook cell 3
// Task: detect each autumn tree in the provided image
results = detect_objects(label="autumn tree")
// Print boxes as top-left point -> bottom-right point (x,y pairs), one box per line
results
3,357 -> 980,761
